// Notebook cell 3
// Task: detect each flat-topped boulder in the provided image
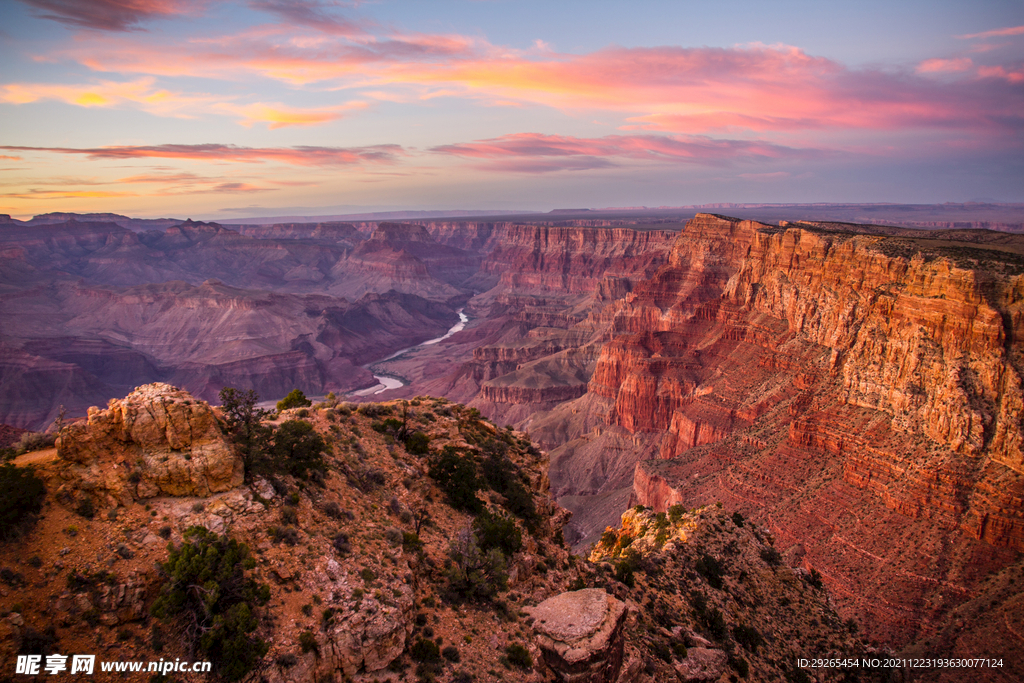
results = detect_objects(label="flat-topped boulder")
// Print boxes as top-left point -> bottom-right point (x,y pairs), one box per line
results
526,588 -> 627,683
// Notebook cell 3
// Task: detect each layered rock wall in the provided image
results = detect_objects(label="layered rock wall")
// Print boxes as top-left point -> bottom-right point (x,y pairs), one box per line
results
586,214 -> 1024,646
480,225 -> 676,296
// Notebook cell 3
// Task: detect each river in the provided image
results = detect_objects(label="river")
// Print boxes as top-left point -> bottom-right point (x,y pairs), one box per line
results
351,308 -> 468,396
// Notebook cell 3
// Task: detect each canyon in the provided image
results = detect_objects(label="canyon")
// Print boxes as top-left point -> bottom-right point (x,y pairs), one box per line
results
2,207 -> 1024,674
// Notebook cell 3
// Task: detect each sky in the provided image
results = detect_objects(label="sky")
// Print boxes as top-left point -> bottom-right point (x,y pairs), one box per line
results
0,0 -> 1022,219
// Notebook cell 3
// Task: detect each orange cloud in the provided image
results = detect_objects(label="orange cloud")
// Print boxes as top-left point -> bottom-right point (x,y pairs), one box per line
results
1,143 -> 405,166
0,78 -> 221,118
0,78 -> 365,128
217,100 -> 368,128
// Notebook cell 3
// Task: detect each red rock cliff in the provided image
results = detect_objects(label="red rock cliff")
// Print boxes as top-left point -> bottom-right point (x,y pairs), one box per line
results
579,214 -> 1024,649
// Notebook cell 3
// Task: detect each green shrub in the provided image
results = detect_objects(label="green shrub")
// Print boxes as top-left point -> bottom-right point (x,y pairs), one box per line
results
668,504 -> 685,524
299,630 -> 318,654
14,431 -> 56,454
428,447 -> 482,513
270,420 -> 327,480
332,532 -> 350,555
505,643 -> 532,669
614,551 -> 640,588
218,387 -> 272,481
152,527 -> 270,681
0,464 -> 46,540
473,510 -> 521,557
651,639 -> 672,662
405,431 -> 431,455
442,645 -> 460,662
731,511 -> 745,527
700,605 -> 728,640
481,445 -> 536,522
281,506 -> 298,525
445,527 -> 507,602
695,553 -> 724,589
402,532 -> 424,553
411,638 -> 441,663
733,624 -> 763,653
277,389 -> 312,412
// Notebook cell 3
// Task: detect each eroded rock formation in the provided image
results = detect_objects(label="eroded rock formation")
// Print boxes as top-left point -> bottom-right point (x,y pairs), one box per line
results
55,383 -> 242,502
527,588 -> 628,683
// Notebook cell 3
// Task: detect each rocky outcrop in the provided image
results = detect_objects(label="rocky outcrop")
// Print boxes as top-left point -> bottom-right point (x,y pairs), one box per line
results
280,556 -> 416,681
527,589 -> 628,683
55,383 -> 242,503
53,574 -> 148,627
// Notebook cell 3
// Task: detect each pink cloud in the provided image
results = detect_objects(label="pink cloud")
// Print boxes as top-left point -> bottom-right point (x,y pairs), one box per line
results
51,35 -> 1022,140
431,132 -> 827,173
0,143 -> 405,166
977,65 -> 1024,83
957,25 -> 1024,40
917,58 -> 974,74
18,0 -> 206,31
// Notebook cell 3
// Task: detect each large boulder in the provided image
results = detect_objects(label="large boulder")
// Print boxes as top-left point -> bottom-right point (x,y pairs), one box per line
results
526,588 -> 628,683
56,383 -> 243,503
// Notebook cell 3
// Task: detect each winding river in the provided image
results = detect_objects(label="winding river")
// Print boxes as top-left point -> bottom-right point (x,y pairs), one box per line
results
351,308 -> 468,396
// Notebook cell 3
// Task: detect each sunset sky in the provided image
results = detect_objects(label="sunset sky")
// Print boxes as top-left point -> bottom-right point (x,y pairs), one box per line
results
1,0 -> 1022,219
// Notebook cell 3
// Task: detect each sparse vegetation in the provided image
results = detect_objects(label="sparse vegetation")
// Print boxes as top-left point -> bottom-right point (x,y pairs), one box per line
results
428,446 -> 483,513
0,464 -> 46,540
505,643 -> 532,669
218,387 -> 272,481
277,388 -> 312,412
152,526 -> 270,681
270,420 -> 327,481
445,526 -> 508,602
